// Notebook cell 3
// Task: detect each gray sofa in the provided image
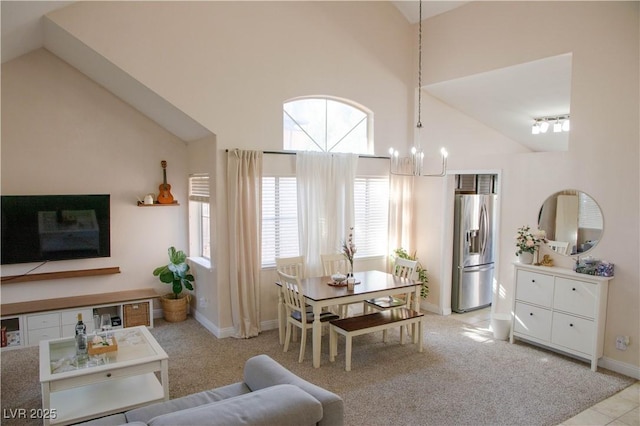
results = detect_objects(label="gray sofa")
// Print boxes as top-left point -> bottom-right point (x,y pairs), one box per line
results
79,354 -> 343,426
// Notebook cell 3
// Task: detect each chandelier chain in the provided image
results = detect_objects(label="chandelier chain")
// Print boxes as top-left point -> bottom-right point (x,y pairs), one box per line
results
417,0 -> 423,129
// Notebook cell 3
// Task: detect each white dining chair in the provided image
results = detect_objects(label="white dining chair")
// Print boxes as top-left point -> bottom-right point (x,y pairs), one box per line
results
363,257 -> 418,340
321,253 -> 348,276
276,255 -> 306,278
278,271 -> 339,363
321,253 -> 352,317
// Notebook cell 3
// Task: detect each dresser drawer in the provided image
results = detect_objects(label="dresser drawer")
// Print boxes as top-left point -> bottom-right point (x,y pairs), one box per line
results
515,270 -> 554,307
551,312 -> 595,355
27,313 -> 60,331
27,326 -> 61,345
61,309 -> 95,335
553,278 -> 597,318
514,302 -> 552,341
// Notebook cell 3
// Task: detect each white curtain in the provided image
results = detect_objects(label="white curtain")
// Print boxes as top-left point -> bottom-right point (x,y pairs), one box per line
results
296,152 -> 358,277
388,159 -> 414,270
227,149 -> 263,338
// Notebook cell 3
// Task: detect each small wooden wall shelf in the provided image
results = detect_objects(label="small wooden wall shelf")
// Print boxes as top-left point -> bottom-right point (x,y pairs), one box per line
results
137,201 -> 179,206
1,267 -> 121,284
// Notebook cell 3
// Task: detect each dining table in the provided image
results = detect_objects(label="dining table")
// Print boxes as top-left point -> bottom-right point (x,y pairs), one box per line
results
275,269 -> 422,368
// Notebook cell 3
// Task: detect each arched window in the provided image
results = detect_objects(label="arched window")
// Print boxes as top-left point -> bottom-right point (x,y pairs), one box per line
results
283,97 -> 372,154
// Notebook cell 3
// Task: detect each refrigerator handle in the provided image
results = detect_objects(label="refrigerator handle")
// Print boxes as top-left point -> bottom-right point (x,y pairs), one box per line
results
479,203 -> 488,256
460,265 -> 494,273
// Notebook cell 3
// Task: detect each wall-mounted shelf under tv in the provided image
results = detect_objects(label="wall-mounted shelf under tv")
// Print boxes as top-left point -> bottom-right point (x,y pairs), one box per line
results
137,201 -> 179,207
1,267 -> 121,284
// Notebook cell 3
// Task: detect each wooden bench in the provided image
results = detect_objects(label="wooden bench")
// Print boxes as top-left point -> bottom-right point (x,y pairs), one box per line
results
329,308 -> 424,371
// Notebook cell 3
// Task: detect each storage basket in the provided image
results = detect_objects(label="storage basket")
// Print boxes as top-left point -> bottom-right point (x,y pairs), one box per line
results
160,294 -> 190,322
123,302 -> 150,327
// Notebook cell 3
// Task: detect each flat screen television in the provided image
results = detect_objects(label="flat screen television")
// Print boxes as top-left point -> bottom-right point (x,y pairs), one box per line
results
1,194 -> 110,265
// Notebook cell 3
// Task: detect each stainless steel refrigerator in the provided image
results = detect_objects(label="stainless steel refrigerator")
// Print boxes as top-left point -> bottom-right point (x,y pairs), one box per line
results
451,194 -> 497,313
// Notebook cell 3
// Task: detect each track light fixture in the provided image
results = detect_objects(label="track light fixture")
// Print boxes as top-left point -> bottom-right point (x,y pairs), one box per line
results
389,0 -> 448,177
531,115 -> 570,135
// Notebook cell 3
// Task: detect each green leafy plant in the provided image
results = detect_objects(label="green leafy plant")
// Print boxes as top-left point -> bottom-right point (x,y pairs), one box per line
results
153,247 -> 195,299
393,248 -> 429,298
515,225 -> 547,255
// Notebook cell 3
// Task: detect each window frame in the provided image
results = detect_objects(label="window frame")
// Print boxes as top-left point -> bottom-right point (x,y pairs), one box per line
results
283,96 -> 374,155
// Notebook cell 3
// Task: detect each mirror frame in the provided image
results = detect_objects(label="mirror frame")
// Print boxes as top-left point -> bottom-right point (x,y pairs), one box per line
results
537,189 -> 603,256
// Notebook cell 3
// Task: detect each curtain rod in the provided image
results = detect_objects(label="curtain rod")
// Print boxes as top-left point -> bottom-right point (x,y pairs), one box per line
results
225,149 -> 390,160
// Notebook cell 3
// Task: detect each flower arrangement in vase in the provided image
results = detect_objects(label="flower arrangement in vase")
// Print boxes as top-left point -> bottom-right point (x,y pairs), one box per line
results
341,227 -> 357,276
515,225 -> 547,264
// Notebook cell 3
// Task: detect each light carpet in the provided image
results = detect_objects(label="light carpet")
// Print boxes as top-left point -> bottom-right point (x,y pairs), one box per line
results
1,313 -> 635,426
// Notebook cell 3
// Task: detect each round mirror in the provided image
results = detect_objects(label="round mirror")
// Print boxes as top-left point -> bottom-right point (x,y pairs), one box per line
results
537,190 -> 603,256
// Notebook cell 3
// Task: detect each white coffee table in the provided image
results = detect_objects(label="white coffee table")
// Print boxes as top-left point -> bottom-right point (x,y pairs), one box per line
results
39,326 -> 169,426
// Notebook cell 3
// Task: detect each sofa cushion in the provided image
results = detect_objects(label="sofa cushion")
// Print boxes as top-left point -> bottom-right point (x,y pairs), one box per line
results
125,382 -> 250,423
147,384 -> 322,426
243,354 -> 344,426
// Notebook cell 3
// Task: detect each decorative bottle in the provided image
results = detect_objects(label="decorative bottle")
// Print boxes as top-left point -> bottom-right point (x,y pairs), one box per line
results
75,313 -> 88,363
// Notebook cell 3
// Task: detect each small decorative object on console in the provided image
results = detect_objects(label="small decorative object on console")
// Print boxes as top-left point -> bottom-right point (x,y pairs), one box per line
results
540,254 -> 554,267
574,256 -> 614,277
515,225 -> 547,256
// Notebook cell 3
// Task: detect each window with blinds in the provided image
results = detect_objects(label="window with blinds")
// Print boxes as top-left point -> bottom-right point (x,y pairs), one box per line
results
189,174 -> 210,202
261,175 -> 389,267
262,177 -> 299,267
354,177 -> 389,257
189,174 -> 210,259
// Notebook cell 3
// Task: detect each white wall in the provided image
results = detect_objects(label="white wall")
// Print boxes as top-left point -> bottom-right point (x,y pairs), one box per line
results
1,49 -> 190,307
414,1 -> 639,371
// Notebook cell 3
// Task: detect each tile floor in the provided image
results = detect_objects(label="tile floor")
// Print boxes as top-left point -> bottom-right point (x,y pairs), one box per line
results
451,307 -> 640,426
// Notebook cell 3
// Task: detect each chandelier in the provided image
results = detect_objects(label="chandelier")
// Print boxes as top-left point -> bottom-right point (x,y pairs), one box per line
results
389,0 -> 448,177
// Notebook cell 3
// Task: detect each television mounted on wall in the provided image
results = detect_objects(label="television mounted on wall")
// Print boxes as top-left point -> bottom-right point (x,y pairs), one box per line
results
1,194 -> 111,265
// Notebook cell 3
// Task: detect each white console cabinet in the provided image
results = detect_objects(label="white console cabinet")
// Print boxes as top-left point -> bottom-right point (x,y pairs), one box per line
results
510,264 -> 612,371
1,289 -> 157,350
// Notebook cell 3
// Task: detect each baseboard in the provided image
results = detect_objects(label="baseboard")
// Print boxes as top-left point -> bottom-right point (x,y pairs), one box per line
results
419,300 -> 443,314
261,319 -> 279,331
599,356 -> 640,380
191,310 -> 224,338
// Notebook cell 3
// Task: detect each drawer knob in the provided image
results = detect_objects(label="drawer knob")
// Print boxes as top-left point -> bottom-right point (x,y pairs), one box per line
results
531,280 -> 535,283
529,313 -> 533,316
106,373 -> 112,378
569,324 -> 574,327
572,288 -> 576,291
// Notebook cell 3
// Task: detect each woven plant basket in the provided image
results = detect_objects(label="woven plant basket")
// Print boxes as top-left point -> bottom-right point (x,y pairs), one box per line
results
160,293 -> 190,322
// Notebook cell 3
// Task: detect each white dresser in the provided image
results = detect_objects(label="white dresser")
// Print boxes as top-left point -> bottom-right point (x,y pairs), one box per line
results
510,263 -> 613,371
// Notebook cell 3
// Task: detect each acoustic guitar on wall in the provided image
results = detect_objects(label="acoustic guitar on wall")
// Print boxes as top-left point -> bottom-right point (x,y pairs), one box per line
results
157,160 -> 175,204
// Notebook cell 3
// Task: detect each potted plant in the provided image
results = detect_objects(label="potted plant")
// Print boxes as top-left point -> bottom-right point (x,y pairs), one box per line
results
393,248 -> 429,298
515,225 -> 546,264
153,247 -> 195,322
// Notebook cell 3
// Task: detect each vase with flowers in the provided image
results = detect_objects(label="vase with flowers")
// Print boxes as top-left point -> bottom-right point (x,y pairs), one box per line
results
342,227 -> 357,276
515,225 -> 547,264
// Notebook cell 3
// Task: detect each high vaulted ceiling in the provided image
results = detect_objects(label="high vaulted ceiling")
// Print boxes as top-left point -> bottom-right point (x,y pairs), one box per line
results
2,1 -> 571,151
